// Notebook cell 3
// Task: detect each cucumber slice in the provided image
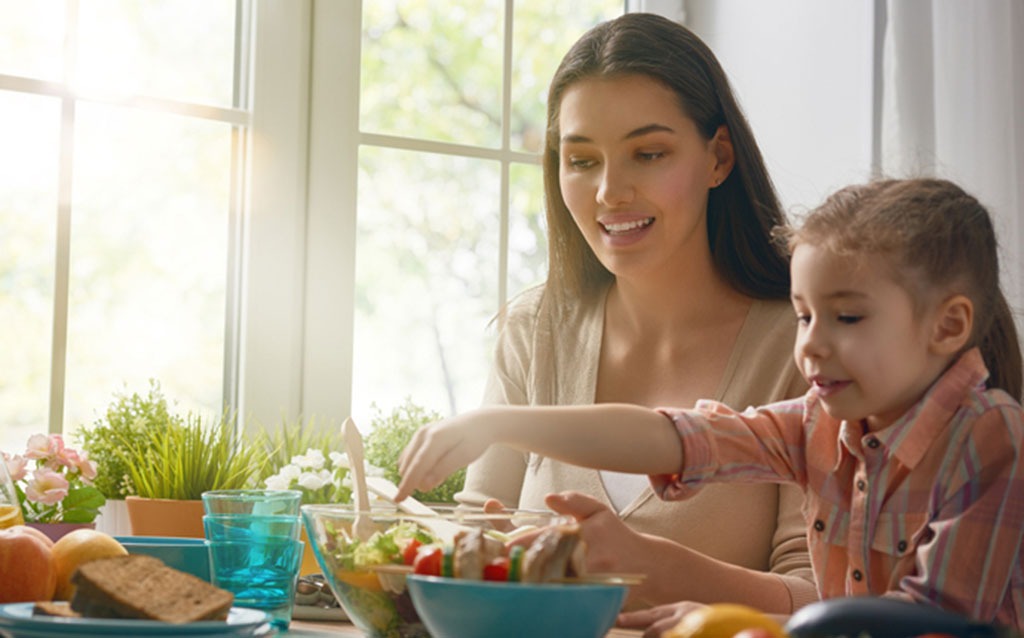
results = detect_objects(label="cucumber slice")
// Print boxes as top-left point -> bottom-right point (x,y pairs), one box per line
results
508,545 -> 524,582
441,545 -> 455,578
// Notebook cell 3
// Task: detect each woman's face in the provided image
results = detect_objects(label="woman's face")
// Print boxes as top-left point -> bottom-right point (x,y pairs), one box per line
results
557,74 -> 727,281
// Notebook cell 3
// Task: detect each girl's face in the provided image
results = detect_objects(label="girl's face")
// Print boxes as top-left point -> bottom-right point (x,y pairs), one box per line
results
790,243 -> 948,431
557,74 -> 728,282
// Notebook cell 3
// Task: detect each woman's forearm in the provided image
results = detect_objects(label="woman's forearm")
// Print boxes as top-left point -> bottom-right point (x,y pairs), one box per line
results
625,534 -> 795,612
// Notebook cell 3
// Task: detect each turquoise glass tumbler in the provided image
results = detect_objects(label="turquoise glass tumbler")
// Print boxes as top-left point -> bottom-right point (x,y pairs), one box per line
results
201,489 -> 302,517
207,537 -> 304,630
201,489 -> 304,629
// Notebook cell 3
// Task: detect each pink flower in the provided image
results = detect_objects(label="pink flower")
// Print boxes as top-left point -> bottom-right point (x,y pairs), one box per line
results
55,441 -> 80,470
25,467 -> 70,505
75,451 -> 98,482
24,433 -> 56,460
3,453 -> 28,482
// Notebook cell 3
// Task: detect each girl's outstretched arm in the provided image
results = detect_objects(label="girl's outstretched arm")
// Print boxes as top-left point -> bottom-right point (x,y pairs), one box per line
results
395,403 -> 684,501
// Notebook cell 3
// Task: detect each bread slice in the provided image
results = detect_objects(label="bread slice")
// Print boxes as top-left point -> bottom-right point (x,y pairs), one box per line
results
32,601 -> 80,618
70,555 -> 234,623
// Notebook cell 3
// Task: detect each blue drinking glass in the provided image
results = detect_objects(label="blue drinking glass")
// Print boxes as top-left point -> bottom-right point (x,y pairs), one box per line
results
207,537 -> 304,630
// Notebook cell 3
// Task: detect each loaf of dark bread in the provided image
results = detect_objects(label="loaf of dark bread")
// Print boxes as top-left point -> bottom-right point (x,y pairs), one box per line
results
70,555 -> 234,623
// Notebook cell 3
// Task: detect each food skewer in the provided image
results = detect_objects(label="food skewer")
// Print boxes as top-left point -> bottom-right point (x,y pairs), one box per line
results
365,563 -> 646,586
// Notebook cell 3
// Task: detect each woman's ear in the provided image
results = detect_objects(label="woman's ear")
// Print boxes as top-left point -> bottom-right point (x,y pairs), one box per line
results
930,294 -> 973,355
710,124 -> 734,188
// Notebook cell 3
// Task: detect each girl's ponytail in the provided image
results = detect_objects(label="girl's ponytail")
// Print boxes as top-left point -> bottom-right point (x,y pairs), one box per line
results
978,293 -> 1023,401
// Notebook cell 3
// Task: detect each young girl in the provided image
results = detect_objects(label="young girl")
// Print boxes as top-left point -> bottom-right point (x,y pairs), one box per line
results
397,178 -> 1024,630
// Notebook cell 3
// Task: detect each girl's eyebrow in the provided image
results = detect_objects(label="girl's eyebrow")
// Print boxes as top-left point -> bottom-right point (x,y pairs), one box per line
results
792,290 -> 870,303
561,123 -> 675,144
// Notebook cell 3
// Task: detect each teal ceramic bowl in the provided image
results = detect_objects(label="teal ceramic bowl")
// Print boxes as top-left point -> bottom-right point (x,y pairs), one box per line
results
114,536 -> 211,582
407,574 -> 627,638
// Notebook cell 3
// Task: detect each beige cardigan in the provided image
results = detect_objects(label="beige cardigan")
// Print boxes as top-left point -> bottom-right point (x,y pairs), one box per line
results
458,284 -> 819,610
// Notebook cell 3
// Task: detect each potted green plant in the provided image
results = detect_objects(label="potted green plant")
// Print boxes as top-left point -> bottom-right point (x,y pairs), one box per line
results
117,409 -> 265,538
363,398 -> 465,504
75,380 -> 180,535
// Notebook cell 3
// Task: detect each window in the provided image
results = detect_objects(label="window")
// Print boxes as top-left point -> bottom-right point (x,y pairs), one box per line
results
1,0 -> 626,450
0,0 -> 246,452
350,1 -> 626,423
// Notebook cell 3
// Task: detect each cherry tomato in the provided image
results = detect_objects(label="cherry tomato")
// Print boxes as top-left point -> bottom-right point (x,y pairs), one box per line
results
483,557 -> 510,582
412,546 -> 441,576
402,538 -> 423,565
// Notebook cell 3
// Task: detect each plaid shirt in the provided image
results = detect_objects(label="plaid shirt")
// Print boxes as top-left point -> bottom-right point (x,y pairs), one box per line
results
652,348 -> 1024,628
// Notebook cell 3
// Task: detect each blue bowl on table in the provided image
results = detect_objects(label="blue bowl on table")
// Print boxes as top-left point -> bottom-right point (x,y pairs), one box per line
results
114,536 -> 212,582
406,574 -> 627,638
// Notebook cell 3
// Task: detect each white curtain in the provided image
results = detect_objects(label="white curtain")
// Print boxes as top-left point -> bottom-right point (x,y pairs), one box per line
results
881,0 -> 1024,334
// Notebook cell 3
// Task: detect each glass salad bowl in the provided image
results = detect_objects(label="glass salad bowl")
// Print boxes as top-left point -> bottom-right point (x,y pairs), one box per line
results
301,503 -> 564,638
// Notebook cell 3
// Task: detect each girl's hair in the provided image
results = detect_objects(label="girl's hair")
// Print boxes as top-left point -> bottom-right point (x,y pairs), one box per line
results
782,178 -> 1022,400
541,12 -> 789,304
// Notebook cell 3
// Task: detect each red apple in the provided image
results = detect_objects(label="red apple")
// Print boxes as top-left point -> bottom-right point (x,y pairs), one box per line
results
0,525 -> 57,602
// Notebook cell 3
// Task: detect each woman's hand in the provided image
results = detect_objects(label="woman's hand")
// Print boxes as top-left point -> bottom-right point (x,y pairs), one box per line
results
618,601 -> 707,638
543,491 -> 649,575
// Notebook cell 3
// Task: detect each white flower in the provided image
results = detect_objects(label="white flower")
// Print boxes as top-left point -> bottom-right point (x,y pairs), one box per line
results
297,471 -> 329,491
329,451 -> 349,469
291,449 -> 326,470
263,447 -> 352,505
264,473 -> 292,490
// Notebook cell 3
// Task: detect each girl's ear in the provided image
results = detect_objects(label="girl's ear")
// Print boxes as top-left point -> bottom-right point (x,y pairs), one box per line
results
710,124 -> 735,188
930,294 -> 973,355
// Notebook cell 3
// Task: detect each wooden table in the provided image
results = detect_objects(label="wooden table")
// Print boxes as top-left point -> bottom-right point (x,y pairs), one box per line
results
287,619 -> 643,636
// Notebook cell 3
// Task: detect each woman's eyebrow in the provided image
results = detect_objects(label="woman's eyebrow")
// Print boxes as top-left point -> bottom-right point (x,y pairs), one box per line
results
624,123 -> 674,139
561,123 -> 675,144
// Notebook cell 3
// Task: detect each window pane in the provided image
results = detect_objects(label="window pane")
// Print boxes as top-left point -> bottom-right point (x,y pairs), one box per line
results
65,103 -> 231,431
0,0 -> 65,81
510,0 -> 624,153
76,0 -> 236,106
508,162 -> 546,296
352,147 -> 499,423
0,91 -> 60,453
361,0 -> 503,147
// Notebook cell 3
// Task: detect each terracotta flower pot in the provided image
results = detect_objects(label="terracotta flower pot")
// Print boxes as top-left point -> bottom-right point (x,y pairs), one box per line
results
125,496 -> 205,538
26,521 -> 96,543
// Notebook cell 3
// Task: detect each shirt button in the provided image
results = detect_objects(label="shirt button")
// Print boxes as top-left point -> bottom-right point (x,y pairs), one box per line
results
867,438 -> 880,449
897,540 -> 908,552
852,569 -> 863,581
856,479 -> 866,491
814,519 -> 825,531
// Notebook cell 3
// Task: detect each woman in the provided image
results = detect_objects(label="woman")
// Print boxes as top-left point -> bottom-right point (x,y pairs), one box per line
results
455,13 -> 818,614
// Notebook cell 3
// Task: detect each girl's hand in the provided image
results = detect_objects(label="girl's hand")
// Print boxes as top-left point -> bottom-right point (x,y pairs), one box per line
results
618,600 -> 707,638
396,410 -> 496,501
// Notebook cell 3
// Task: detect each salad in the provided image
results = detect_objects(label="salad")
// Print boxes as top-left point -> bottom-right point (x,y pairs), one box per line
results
314,514 -> 583,637
322,520 -> 439,638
